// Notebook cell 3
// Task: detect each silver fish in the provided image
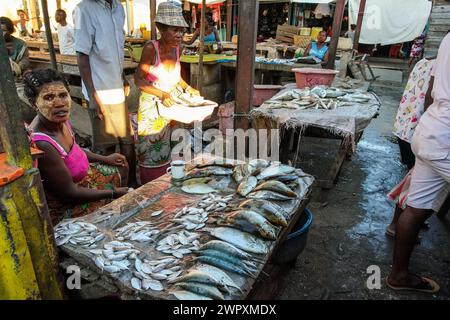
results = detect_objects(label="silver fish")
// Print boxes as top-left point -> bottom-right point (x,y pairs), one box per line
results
247,190 -> 294,201
205,227 -> 270,254
237,176 -> 258,197
256,164 -> 295,180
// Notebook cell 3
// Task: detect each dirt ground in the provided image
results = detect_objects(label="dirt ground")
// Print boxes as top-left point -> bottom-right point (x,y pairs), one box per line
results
277,84 -> 450,300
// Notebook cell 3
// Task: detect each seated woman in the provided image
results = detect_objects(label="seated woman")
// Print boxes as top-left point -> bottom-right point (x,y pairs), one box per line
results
1,16 -> 30,77
184,14 -> 222,52
23,69 -> 130,225
134,2 -> 202,183
303,31 -> 329,66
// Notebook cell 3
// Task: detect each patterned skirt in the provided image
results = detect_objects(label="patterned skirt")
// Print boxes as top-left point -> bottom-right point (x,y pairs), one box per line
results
47,163 -> 121,225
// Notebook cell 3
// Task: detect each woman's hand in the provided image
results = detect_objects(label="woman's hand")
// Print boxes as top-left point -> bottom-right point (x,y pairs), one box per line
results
161,92 -> 176,107
186,86 -> 200,97
104,153 -> 128,167
114,187 -> 129,198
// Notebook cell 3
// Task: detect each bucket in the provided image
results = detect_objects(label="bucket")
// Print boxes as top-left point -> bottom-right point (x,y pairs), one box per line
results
292,68 -> 339,88
273,208 -> 313,265
139,163 -> 170,184
253,85 -> 283,106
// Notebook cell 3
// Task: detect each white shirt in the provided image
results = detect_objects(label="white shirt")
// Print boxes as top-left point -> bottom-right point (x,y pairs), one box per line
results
413,33 -> 450,154
73,0 -> 125,104
57,23 -> 75,55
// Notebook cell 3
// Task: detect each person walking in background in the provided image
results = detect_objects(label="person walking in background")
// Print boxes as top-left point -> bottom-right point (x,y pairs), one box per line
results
345,24 -> 356,44
55,9 -> 75,55
15,9 -> 33,38
387,33 -> 450,294
74,0 -> 137,188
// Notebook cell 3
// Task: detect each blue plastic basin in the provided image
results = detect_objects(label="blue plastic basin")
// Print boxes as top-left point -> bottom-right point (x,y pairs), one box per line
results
273,208 -> 313,265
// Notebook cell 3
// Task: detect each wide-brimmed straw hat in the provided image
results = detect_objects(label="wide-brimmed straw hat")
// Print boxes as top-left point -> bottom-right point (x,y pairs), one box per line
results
155,2 -> 188,28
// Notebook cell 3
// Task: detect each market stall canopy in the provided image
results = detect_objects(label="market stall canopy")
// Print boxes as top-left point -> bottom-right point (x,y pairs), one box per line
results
349,0 -> 432,45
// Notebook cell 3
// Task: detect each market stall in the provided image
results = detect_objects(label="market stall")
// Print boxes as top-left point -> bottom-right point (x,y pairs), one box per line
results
55,157 -> 314,299
250,78 -> 380,198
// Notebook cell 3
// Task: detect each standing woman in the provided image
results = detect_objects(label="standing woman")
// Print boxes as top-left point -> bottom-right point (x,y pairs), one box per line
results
134,2 -> 200,183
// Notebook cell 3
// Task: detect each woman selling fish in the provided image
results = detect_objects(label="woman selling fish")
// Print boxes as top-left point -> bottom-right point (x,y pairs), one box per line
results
134,2 -> 204,183
24,69 -> 130,225
303,31 -> 329,66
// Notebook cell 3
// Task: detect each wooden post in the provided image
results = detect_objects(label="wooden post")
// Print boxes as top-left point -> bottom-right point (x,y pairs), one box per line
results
197,0 -> 206,92
353,0 -> 366,52
234,0 -> 259,130
40,0 -> 58,70
0,30 -> 63,300
150,0 -> 157,40
56,0 -> 61,9
226,0 -> 233,41
29,0 -> 42,31
325,0 -> 346,70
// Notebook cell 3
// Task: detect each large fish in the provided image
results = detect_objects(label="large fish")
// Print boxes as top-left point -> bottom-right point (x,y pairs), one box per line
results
170,290 -> 212,300
199,249 -> 258,271
256,164 -> 295,180
205,227 -> 271,254
195,255 -> 256,278
199,240 -> 257,261
254,180 -> 297,198
174,282 -> 224,300
247,190 -> 294,201
220,210 -> 278,240
169,270 -> 239,293
237,176 -> 258,197
238,199 -> 288,227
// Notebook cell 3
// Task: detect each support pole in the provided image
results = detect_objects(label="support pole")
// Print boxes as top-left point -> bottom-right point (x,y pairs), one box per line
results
40,0 -> 57,70
197,0 -> 206,92
150,0 -> 157,40
29,0 -> 42,32
353,0 -> 366,52
234,0 -> 259,130
325,0 -> 346,69
0,30 -> 63,300
125,0 -> 132,36
226,0 -> 233,41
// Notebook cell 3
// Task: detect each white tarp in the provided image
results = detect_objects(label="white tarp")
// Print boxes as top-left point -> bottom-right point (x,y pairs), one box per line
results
349,0 -> 432,45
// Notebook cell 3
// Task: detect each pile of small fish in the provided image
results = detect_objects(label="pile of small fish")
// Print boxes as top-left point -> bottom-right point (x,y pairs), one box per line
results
156,230 -> 201,258
263,86 -> 373,111
91,241 -> 140,274
115,219 -> 161,243
54,220 -> 105,247
131,256 -> 183,292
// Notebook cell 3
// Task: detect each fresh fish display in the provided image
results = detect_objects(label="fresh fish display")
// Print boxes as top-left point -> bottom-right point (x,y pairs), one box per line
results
156,229 -> 201,258
256,164 -> 295,180
168,269 -> 240,294
198,249 -> 258,270
194,255 -> 256,278
195,160 -> 235,169
248,159 -> 270,171
247,190 -> 295,201
205,227 -> 271,254
232,165 -> 245,183
237,176 -> 258,197
54,220 -> 105,247
199,166 -> 233,176
219,210 -> 278,240
181,183 -> 217,194
174,282 -> 225,300
196,193 -> 232,213
193,264 -> 244,292
199,240 -> 257,261
254,180 -> 297,198
238,199 -> 288,227
170,290 -> 212,300
115,221 -> 160,243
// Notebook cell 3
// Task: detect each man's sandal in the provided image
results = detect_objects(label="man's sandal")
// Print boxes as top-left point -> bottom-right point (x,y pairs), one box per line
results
386,276 -> 440,294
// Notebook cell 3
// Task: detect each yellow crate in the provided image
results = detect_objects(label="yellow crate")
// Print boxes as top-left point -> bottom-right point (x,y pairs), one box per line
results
294,35 -> 311,48
300,27 -> 311,36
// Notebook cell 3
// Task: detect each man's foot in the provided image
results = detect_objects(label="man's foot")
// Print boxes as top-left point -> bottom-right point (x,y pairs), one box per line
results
386,274 -> 440,293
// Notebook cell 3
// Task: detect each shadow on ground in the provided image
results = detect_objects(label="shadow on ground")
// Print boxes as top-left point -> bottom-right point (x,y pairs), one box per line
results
278,85 -> 450,300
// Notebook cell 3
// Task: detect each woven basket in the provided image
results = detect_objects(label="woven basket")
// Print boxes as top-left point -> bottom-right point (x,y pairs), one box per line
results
294,35 -> 311,48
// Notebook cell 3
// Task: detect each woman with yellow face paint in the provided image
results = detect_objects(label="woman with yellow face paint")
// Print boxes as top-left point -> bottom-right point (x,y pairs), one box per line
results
24,69 -> 130,225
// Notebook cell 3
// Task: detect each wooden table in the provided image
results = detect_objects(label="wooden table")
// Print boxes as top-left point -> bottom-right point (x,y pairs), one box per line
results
28,51 -> 139,77
26,39 -> 60,51
57,157 -> 314,300
251,82 -> 380,201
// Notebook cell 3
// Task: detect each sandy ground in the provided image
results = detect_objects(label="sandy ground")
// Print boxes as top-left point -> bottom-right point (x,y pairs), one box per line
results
277,84 -> 450,300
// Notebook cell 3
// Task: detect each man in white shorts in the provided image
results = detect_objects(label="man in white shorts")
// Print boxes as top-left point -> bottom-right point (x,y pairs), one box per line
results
387,33 -> 450,293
